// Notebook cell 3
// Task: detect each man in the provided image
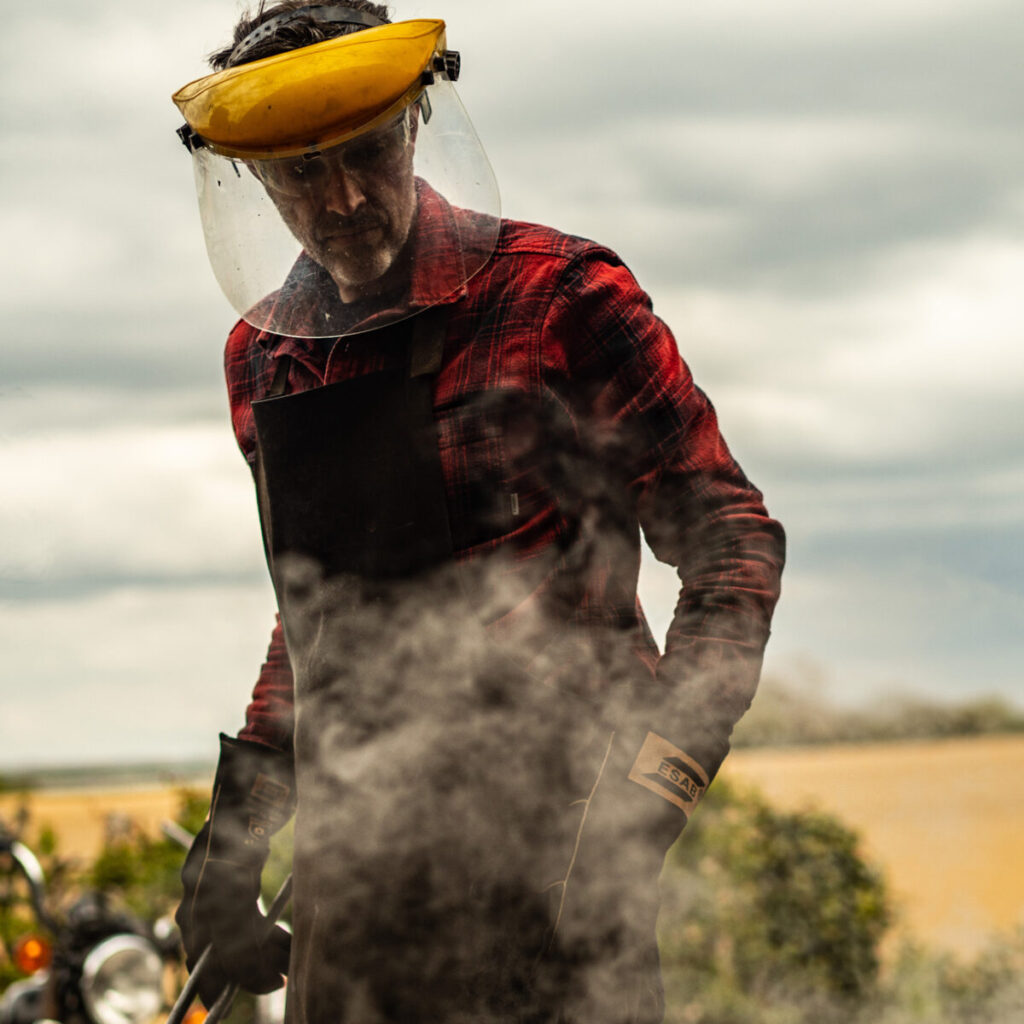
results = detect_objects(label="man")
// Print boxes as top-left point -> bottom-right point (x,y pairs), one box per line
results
172,4 -> 785,1024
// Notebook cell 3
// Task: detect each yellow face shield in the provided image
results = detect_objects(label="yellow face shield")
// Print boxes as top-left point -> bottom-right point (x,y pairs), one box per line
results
172,19 -> 499,338
173,19 -> 453,159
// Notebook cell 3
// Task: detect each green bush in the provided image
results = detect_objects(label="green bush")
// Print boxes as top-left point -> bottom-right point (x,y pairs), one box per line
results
874,934 -> 1024,1024
659,778 -> 891,1023
87,788 -> 293,926
88,789 -> 210,919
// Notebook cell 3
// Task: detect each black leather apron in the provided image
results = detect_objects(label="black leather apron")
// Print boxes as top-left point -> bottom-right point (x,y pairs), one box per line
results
252,313 -> 664,1024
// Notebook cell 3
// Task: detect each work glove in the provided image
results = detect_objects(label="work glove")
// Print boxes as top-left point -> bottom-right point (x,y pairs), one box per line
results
570,725 -> 705,878
176,734 -> 296,1008
593,726 -> 706,850
539,725 -> 708,1024
547,723 -> 709,943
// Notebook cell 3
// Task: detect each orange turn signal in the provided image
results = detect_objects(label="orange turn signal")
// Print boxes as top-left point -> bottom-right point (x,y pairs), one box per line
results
183,1006 -> 208,1024
13,934 -> 52,974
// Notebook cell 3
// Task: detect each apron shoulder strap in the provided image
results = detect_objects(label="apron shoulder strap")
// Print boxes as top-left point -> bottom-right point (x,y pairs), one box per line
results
268,355 -> 293,398
408,308 -> 448,379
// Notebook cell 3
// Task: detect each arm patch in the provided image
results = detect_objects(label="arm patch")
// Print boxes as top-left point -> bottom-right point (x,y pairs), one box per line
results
627,731 -> 709,814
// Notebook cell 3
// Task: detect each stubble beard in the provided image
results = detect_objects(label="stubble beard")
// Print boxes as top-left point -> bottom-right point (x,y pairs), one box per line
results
318,233 -> 402,301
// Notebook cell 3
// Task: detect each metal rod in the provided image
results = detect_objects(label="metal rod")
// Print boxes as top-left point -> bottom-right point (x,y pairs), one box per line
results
165,947 -> 212,1024
202,980 -> 239,1024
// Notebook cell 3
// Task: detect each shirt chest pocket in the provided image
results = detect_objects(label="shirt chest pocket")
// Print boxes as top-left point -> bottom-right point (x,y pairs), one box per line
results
435,394 -> 519,552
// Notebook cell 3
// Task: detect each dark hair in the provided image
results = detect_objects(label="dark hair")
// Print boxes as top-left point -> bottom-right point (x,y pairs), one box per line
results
209,1 -> 392,70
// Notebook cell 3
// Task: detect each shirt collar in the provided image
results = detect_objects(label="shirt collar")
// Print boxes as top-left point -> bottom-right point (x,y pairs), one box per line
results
253,180 -> 470,354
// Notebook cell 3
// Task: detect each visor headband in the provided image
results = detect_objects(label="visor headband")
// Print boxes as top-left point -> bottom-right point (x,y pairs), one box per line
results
228,5 -> 388,66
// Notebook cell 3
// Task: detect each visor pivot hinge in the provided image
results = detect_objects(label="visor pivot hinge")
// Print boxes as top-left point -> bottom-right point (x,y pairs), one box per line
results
176,124 -> 204,153
431,51 -> 461,82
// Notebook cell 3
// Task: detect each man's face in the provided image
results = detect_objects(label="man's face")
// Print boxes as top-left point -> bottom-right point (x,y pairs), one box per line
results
252,113 -> 417,302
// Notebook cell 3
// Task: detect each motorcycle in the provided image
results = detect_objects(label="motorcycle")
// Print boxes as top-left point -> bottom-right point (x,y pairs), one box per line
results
0,818 -> 181,1024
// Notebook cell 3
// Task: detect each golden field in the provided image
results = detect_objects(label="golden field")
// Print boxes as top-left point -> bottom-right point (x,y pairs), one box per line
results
724,734 -> 1024,958
0,782 -> 205,862
3,734 -> 1022,959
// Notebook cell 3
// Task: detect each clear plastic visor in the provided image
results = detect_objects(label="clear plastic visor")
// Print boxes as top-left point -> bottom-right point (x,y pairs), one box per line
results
189,79 -> 500,338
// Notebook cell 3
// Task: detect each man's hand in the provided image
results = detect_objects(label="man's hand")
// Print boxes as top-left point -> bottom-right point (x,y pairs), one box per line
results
176,735 -> 296,1007
570,728 -> 696,888
179,847 -> 291,1005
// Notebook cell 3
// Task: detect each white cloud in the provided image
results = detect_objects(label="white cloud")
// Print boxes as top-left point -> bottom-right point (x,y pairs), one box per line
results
6,2 -> 238,116
631,115 -> 942,198
650,230 -> 1024,472
0,206 -> 128,309
766,470 -> 1024,536
614,0 -> 1003,39
642,537 -> 1024,710
2,0 -> 1022,765
826,234 -> 1024,395
0,579 -> 278,768
0,420 -> 263,582
760,558 -> 1024,705
417,0 -> 1007,48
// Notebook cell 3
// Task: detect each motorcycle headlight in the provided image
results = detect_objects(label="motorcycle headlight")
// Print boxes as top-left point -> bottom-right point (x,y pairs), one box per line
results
80,935 -> 163,1024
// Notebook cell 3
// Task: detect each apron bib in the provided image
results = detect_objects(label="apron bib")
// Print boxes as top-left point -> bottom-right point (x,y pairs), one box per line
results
252,313 -> 663,1024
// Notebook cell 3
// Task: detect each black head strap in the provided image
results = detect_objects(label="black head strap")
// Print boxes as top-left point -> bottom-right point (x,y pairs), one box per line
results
228,5 -> 387,66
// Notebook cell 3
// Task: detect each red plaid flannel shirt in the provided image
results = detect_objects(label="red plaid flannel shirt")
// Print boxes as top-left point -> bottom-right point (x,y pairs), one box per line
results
226,192 -> 785,772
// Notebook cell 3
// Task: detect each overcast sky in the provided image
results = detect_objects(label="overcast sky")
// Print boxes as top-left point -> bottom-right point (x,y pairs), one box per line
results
2,0 -> 1022,768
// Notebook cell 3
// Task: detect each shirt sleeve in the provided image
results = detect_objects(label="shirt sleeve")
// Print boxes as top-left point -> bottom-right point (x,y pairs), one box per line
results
224,318 -> 265,468
236,618 -> 296,753
545,248 -> 786,780
223,323 -> 297,753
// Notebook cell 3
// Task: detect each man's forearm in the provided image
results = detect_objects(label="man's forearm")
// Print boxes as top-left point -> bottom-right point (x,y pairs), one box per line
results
238,614 -> 296,753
